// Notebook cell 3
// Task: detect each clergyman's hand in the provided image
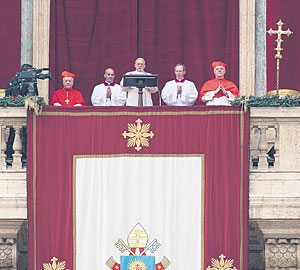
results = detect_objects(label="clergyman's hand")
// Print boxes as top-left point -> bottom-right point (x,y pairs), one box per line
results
220,84 -> 227,95
106,86 -> 112,98
177,85 -> 182,94
214,86 -> 222,95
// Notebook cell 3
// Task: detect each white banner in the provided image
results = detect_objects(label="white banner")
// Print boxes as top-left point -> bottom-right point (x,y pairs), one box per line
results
75,155 -> 204,270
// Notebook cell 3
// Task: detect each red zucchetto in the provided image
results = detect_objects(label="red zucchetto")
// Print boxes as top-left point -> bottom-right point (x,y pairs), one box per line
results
61,71 -> 76,78
212,61 -> 226,69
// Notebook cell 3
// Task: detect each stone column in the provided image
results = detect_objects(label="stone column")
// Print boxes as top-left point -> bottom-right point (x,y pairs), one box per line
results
0,126 -> 7,170
255,0 -> 267,96
32,0 -> 51,103
12,126 -> 23,170
239,0 -> 255,96
21,0 -> 33,65
257,125 -> 269,170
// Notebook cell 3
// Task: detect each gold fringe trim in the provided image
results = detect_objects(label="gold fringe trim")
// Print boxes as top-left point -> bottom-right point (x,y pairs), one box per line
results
240,96 -> 249,113
25,96 -> 43,115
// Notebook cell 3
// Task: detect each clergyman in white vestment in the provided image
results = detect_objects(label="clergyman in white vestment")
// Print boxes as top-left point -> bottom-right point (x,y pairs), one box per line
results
161,64 -> 198,106
120,58 -> 158,106
91,68 -> 127,106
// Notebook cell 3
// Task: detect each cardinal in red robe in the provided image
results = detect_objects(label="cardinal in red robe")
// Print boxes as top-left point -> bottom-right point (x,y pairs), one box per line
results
199,61 -> 239,106
50,71 -> 85,107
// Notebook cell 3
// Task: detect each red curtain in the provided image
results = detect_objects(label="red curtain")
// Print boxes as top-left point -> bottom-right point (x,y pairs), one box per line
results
138,0 -> 239,105
49,0 -> 137,104
0,0 -> 21,88
49,0 -> 239,105
27,106 -> 248,270
267,0 -> 300,92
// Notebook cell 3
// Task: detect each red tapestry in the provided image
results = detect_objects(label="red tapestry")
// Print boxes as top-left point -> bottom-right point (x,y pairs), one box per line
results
27,106 -> 248,270
267,0 -> 300,92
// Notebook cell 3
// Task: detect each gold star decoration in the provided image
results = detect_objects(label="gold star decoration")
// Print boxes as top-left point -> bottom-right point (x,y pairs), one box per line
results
122,118 -> 154,151
43,257 -> 66,270
206,254 -> 237,270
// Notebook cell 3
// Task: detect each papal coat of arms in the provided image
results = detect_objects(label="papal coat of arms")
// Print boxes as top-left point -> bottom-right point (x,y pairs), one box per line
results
106,223 -> 170,270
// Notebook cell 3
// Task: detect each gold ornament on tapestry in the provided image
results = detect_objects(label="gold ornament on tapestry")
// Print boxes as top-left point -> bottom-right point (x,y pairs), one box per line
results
267,19 -> 293,95
43,257 -> 67,270
25,96 -> 43,115
206,254 -> 237,270
122,118 -> 154,151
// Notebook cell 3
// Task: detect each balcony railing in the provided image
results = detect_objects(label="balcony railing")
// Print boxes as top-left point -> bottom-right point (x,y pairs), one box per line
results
250,107 -> 300,173
0,108 -> 27,170
0,106 -> 299,220
0,106 -> 299,172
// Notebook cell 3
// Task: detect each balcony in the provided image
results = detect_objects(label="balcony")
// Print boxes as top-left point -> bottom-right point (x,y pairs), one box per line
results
0,106 -> 299,269
0,106 -> 299,219
0,107 -> 27,270
249,107 -> 300,270
0,107 -> 27,219
249,107 -> 300,219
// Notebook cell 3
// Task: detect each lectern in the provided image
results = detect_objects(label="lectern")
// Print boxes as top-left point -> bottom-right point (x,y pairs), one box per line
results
123,74 -> 158,106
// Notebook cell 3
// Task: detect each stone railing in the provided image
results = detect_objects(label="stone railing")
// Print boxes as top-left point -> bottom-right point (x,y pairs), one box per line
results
0,108 -> 28,170
250,107 -> 300,172
250,109 -> 278,171
250,107 -> 300,219
0,107 -> 27,220
249,107 -> 300,270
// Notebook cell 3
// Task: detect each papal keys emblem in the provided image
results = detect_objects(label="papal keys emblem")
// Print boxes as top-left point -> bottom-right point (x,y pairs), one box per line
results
106,223 -> 170,270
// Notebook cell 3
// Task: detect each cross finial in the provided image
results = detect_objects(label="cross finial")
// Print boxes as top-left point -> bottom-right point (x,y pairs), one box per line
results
267,19 -> 293,92
267,19 -> 293,59
219,254 -> 226,260
51,257 -> 58,270
51,257 -> 58,263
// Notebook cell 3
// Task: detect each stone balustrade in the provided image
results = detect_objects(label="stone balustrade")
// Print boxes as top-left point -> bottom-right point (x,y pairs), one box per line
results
249,107 -> 300,270
250,107 -> 300,219
0,108 -> 28,171
0,107 -> 27,221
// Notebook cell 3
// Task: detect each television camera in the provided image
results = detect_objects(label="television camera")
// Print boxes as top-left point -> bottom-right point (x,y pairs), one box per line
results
17,67 -> 52,83
6,66 -> 52,97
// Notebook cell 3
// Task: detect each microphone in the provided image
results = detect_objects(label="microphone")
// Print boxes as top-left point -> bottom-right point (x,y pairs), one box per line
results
141,69 -> 147,74
157,89 -> 162,106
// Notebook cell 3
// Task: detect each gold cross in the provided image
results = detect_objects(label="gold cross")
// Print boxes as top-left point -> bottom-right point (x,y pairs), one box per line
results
51,257 -> 58,270
267,19 -> 293,92
219,254 -> 226,260
65,92 -> 70,104
51,257 -> 58,263
267,19 -> 293,60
